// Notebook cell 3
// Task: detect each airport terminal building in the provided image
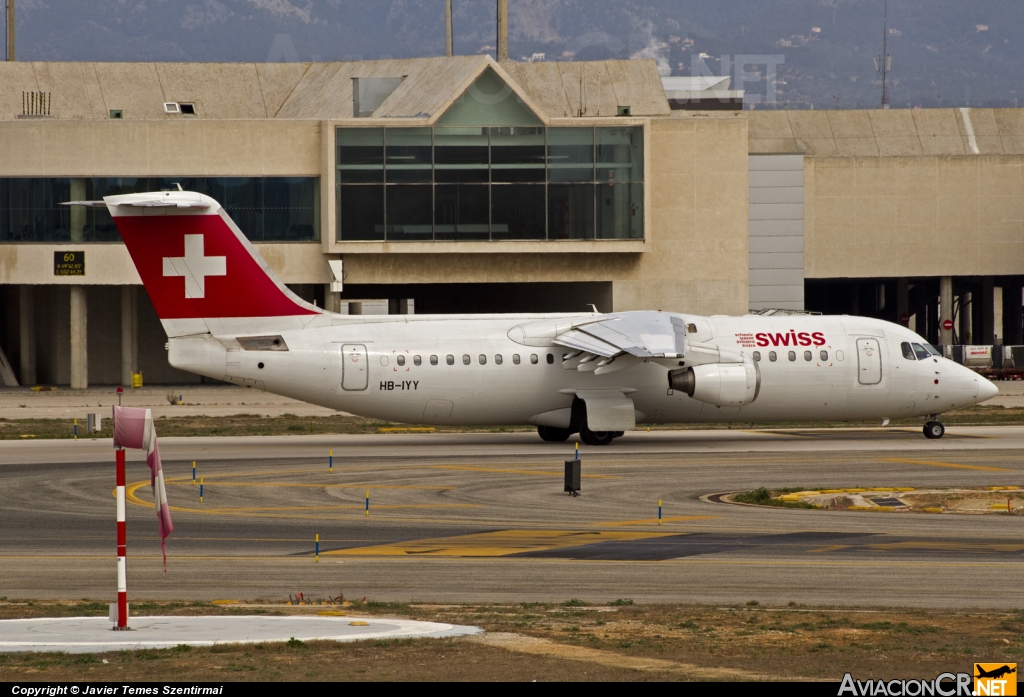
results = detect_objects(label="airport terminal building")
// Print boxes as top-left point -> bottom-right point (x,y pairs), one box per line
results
0,55 -> 1022,386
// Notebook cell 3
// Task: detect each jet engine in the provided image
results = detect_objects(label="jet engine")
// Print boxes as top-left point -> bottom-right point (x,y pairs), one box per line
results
667,362 -> 761,407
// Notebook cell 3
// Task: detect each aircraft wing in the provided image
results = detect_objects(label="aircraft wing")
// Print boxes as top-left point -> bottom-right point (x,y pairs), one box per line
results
554,312 -> 687,359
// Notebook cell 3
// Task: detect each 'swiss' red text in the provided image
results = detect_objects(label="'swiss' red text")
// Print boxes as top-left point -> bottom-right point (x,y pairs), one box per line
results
755,331 -> 826,347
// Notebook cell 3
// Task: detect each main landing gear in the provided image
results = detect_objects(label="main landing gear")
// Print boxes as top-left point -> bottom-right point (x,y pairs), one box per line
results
536,424 -> 624,446
923,420 -> 945,439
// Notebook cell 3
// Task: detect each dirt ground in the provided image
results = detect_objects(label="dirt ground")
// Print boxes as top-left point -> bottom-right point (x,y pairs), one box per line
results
0,601 -> 1020,682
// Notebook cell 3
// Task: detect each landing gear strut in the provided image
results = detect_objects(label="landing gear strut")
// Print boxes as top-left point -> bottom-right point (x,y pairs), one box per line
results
923,421 -> 945,439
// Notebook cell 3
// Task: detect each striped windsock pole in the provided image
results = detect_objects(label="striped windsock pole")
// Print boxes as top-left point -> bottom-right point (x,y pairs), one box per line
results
115,447 -> 128,629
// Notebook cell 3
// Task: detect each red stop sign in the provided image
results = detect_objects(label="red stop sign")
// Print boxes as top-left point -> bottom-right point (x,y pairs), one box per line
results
942,319 -> 954,331
900,313 -> 910,325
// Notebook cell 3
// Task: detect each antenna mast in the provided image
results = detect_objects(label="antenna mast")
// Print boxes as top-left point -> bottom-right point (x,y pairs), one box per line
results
875,0 -> 891,108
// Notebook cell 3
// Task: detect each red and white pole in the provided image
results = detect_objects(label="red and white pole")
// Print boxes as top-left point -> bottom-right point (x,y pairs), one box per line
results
115,446 -> 128,629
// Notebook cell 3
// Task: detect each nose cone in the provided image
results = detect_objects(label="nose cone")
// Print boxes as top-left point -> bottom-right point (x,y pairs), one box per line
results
977,375 -> 999,403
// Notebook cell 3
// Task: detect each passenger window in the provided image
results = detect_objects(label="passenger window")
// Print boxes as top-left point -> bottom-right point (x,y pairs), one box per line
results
413,355 -> 421,366
769,351 -> 777,362
446,354 -> 454,365
804,350 -> 812,361
912,343 -> 930,360
837,350 -> 844,361
479,354 -> 487,365
397,355 -> 405,367
513,354 -> 521,365
901,342 -> 916,360
788,351 -> 796,362
753,351 -> 761,362
547,353 -> 554,364
380,356 -> 389,366
531,354 -> 539,364
495,354 -> 503,365
820,350 -> 828,361
463,354 -> 471,365
430,355 -> 438,366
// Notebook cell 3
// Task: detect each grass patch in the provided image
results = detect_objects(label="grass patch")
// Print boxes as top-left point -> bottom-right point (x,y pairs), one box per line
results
2,600 -> 1010,682
733,487 -> 819,509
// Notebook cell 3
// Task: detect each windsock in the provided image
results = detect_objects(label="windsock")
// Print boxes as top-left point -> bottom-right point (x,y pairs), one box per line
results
113,406 -> 174,568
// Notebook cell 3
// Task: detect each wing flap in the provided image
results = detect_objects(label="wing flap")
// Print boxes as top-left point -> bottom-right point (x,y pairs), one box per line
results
565,312 -> 688,358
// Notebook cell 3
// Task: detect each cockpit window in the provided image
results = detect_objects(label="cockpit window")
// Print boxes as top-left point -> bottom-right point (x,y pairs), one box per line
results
901,342 -> 916,360
912,343 -> 931,360
925,344 -> 941,356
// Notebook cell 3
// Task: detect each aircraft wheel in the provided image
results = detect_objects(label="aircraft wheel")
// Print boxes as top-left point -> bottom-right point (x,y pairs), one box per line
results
537,425 -> 573,442
923,421 -> 945,439
579,424 -> 615,446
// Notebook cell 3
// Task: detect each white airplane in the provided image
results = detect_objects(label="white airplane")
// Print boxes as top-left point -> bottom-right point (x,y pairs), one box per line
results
67,191 -> 998,445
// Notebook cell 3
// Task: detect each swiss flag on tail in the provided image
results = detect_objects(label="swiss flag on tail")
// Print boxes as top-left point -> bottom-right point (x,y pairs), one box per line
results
105,191 -> 319,321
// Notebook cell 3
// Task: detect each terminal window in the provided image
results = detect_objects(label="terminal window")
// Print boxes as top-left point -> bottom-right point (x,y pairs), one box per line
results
0,177 -> 319,243
337,125 -> 643,242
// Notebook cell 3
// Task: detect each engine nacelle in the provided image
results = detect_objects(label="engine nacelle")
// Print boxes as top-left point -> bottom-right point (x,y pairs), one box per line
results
668,362 -> 760,407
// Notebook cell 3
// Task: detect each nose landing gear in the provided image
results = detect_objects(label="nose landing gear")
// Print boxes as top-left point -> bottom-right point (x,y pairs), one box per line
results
923,420 -> 945,439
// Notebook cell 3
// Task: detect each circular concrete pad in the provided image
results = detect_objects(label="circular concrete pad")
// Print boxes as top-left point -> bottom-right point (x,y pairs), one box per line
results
0,615 -> 482,653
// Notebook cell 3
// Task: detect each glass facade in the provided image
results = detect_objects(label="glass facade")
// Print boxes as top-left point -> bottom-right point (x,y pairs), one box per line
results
0,177 -> 319,243
337,126 -> 643,242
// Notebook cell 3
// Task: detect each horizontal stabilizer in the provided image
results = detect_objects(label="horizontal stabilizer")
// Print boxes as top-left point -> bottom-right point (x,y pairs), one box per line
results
63,198 -> 211,209
61,200 -> 107,208
116,199 -> 211,209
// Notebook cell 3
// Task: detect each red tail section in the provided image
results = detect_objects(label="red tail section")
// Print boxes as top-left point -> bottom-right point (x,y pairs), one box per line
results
109,192 -> 318,322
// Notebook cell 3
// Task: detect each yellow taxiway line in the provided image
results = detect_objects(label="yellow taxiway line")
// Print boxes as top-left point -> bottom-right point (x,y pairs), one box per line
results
880,457 -> 1011,472
324,529 -> 679,558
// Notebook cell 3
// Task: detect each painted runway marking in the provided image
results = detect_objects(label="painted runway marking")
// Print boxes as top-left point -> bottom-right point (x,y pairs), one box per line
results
123,479 -> 480,515
325,529 -> 677,558
432,465 -> 619,479
864,541 -> 1024,554
167,480 -> 454,491
880,457 -> 1012,472
593,516 -> 716,527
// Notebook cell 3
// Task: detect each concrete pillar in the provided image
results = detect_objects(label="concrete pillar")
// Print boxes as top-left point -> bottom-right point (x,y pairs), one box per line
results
69,178 -> 87,242
1002,277 -> 1023,346
444,0 -> 453,57
496,0 -> 508,62
120,285 -> 137,387
939,276 -> 953,345
18,285 -> 35,385
959,291 -> 972,345
324,286 -> 342,313
70,285 -> 87,389
896,278 -> 909,326
6,0 -> 14,62
348,301 -> 363,315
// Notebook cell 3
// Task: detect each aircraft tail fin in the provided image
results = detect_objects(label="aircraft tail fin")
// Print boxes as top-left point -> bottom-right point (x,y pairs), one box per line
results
67,191 -> 321,338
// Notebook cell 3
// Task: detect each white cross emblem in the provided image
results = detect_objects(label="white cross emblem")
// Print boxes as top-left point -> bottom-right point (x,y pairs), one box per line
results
162,234 -> 226,299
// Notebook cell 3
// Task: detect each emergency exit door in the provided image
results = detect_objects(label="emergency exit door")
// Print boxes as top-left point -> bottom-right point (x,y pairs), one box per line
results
341,344 -> 368,391
856,338 -> 882,385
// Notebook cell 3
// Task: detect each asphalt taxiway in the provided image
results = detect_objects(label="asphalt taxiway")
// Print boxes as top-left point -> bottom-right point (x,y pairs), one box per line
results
1,427 -> 1022,608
